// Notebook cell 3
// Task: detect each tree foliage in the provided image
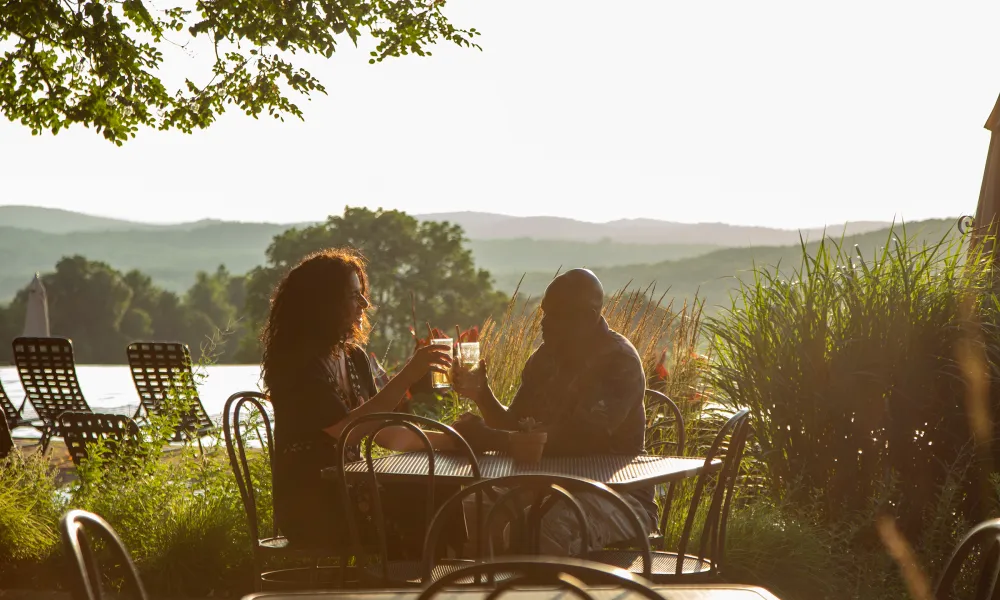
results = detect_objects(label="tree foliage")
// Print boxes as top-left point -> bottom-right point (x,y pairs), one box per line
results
0,0 -> 479,144
241,206 -> 508,361
0,256 -> 240,363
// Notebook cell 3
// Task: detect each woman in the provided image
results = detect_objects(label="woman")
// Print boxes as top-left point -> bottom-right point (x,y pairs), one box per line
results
261,247 -> 454,551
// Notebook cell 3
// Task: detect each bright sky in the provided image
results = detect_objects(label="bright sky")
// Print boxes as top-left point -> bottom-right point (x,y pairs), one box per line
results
0,1 -> 998,229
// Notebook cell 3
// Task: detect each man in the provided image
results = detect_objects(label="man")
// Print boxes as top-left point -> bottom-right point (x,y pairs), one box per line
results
452,268 -> 655,555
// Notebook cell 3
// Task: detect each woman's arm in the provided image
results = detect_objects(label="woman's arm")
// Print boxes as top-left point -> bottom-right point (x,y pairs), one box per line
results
373,427 -> 458,452
322,344 -> 451,445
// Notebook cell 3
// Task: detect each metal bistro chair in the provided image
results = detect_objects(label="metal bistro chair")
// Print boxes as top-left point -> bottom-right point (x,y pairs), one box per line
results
126,342 -> 215,442
587,408 -> 751,582
935,518 -> 1000,600
223,391 -> 350,591
421,474 -> 654,583
13,337 -> 95,452
417,557 -> 665,600
337,412 -> 482,586
56,412 -> 141,467
60,509 -> 149,600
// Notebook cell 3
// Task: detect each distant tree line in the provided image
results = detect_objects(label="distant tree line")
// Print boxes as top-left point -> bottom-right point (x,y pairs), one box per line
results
0,208 -> 508,365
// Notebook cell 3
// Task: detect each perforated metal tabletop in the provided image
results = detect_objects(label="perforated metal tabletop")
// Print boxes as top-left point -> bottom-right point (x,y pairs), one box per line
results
322,452 -> 718,490
244,583 -> 779,600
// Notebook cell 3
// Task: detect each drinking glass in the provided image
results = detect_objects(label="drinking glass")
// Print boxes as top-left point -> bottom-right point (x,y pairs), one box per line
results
457,342 -> 480,371
430,338 -> 453,389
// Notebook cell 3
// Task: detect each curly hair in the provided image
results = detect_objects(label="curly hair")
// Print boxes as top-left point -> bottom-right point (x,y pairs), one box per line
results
260,248 -> 371,392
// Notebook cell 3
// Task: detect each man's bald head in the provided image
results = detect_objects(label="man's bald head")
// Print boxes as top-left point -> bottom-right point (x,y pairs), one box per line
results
542,268 -> 605,313
540,268 -> 605,348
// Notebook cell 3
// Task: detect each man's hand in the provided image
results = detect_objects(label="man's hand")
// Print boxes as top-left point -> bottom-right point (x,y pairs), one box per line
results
452,359 -> 489,402
452,412 -> 509,453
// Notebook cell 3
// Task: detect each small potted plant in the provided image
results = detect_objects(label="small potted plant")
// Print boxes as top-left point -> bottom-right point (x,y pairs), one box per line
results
508,417 -> 547,464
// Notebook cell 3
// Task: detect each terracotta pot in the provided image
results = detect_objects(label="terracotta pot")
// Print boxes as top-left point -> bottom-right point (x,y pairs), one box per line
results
508,431 -> 547,464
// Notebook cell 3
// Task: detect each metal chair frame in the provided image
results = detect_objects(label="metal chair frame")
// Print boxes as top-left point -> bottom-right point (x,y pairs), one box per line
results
336,412 -> 482,586
12,337 -> 94,452
422,473 -> 654,582
59,509 -> 149,600
223,391 -> 348,591
587,408 -> 751,581
642,390 -> 685,547
416,557 -> 665,600
936,518 -> 1000,600
55,411 -> 141,467
126,341 -> 215,441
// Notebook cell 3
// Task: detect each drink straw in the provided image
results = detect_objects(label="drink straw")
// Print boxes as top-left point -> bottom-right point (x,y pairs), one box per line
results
455,325 -> 462,361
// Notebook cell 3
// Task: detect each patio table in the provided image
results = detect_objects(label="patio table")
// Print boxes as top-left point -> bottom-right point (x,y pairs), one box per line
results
243,583 -> 780,600
321,451 -> 718,491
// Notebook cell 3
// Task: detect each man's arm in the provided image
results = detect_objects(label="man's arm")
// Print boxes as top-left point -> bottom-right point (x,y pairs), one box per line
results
471,384 -> 517,430
543,352 -> 646,455
455,352 -> 545,431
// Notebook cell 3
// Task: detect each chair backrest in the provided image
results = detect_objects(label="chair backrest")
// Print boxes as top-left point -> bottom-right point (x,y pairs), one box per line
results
336,412 -> 481,577
644,389 -> 685,456
56,412 -> 141,467
417,557 -> 664,600
12,337 -> 91,423
671,408 -> 751,576
0,378 -> 21,431
935,518 -> 1000,600
422,473 -> 653,581
126,342 -> 214,436
60,509 -> 148,600
222,391 -> 274,545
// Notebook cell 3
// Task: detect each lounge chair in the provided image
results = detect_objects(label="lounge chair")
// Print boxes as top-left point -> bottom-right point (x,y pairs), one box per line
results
12,337 -> 96,452
126,342 -> 216,441
55,411 -> 141,467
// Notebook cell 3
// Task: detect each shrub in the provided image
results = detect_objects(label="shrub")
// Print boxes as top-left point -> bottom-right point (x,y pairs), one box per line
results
707,225 -> 999,546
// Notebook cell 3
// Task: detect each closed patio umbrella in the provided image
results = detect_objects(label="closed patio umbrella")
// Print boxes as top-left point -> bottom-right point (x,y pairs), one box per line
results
972,93 -> 1000,252
22,273 -> 50,337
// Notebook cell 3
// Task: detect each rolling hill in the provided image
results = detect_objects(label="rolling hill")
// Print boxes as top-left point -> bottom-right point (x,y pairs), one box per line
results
416,211 -> 894,245
0,222 -> 720,300
2,205 -> 894,246
0,207 -> 961,312
493,218 -> 962,313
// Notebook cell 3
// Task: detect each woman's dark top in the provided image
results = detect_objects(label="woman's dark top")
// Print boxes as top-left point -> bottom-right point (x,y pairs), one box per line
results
271,344 -> 376,549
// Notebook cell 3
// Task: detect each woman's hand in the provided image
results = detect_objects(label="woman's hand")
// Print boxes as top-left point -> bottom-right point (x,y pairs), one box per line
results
400,343 -> 452,386
452,358 -> 488,401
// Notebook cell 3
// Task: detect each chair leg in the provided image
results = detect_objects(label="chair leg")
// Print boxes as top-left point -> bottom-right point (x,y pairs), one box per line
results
336,555 -> 346,589
309,556 -> 319,586
252,555 -> 263,592
39,425 -> 52,454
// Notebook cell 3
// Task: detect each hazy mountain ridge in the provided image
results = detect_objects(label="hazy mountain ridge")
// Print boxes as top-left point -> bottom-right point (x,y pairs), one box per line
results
0,222 -> 720,300
417,211 -> 896,245
1,205 -> 897,246
0,207 -> 958,310
494,218 -> 962,312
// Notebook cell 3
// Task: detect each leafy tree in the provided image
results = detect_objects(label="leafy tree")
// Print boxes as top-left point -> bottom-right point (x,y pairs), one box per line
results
186,266 -> 236,332
0,0 -> 479,144
40,256 -> 134,361
0,257 -> 245,363
240,207 -> 508,362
